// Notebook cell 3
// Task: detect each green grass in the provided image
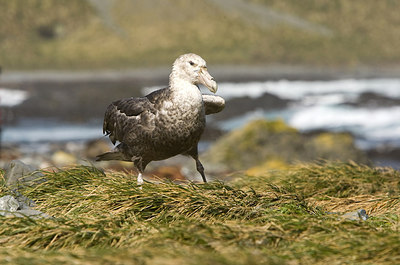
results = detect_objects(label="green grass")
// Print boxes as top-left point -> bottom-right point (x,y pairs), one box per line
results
0,162 -> 399,264
1,0 -> 400,69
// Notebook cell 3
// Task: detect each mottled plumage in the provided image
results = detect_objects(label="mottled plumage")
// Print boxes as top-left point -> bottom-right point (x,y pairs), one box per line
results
97,54 -> 225,184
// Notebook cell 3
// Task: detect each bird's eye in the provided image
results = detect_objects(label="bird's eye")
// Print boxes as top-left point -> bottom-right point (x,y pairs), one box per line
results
189,61 -> 195,66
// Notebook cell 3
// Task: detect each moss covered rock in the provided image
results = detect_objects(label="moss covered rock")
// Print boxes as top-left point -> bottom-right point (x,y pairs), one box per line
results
304,132 -> 365,162
202,119 -> 368,173
202,119 -> 302,172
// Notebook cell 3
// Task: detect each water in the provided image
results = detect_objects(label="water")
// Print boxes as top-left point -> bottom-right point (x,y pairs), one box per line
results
215,78 -> 400,150
3,121 -> 103,143
3,78 -> 400,152
214,79 -> 400,100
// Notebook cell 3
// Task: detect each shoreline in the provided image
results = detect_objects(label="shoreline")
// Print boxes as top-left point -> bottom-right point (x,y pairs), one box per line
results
1,65 -> 400,86
1,66 -> 400,170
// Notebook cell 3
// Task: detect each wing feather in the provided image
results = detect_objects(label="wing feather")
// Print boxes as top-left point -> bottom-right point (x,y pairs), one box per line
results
103,88 -> 170,145
202,94 -> 225,115
103,97 -> 153,144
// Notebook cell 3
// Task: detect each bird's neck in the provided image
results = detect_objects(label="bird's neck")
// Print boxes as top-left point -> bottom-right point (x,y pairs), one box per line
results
168,74 -> 203,106
169,73 -> 199,94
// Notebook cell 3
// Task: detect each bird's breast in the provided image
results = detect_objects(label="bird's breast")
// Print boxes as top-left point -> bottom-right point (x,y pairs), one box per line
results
158,98 -> 205,132
152,89 -> 205,147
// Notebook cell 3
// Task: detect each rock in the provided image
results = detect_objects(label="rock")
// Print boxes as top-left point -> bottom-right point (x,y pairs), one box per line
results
343,92 -> 400,108
202,119 -> 300,172
366,146 -> 400,170
202,119 -> 368,174
3,160 -> 45,188
51,151 -> 77,166
3,209 -> 52,219
0,195 -> 20,213
213,92 -> 292,121
14,192 -> 36,209
304,132 -> 368,163
0,195 -> 51,219
1,161 -> 51,219
340,209 -> 369,221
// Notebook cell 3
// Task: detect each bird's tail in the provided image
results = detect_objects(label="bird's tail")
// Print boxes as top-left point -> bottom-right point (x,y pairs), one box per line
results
96,151 -> 126,161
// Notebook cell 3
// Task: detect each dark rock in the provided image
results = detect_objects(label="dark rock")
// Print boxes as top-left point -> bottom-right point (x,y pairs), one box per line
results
343,92 -> 400,108
367,146 -> 400,170
11,80 -> 146,123
37,23 -> 64,40
213,92 -> 292,121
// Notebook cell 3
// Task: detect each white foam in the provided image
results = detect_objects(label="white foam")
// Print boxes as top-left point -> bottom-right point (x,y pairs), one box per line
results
0,88 -> 29,107
301,93 -> 357,106
289,106 -> 400,131
212,78 -> 400,100
286,105 -> 400,148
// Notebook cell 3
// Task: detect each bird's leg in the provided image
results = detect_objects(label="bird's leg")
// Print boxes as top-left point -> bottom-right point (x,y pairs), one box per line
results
134,160 -> 146,186
195,158 -> 207,183
188,147 -> 207,183
137,172 -> 144,186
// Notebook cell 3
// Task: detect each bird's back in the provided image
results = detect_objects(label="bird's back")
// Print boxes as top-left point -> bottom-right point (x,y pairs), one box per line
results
103,87 -> 206,162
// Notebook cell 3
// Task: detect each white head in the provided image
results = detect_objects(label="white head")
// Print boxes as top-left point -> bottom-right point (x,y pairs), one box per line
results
170,53 -> 218,93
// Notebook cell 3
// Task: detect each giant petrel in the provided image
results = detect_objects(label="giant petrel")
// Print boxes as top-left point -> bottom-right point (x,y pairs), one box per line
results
97,54 -> 225,185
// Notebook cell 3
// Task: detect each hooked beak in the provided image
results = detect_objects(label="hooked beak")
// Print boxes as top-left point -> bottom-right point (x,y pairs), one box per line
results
198,67 -> 218,93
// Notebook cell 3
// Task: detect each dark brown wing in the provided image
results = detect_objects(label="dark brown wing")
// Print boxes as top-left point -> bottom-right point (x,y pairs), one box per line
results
103,88 -> 170,145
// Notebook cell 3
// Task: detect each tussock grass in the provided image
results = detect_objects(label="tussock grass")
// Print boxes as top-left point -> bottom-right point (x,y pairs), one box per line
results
1,162 -> 400,264
239,161 -> 400,197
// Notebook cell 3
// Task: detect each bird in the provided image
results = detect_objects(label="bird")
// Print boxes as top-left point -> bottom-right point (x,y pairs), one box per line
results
96,53 -> 225,185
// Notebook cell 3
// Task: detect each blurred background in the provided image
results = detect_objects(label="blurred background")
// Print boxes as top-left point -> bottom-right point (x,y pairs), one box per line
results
0,0 -> 399,176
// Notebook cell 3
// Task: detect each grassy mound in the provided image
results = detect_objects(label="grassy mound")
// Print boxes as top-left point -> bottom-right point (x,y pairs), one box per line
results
0,162 -> 399,264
